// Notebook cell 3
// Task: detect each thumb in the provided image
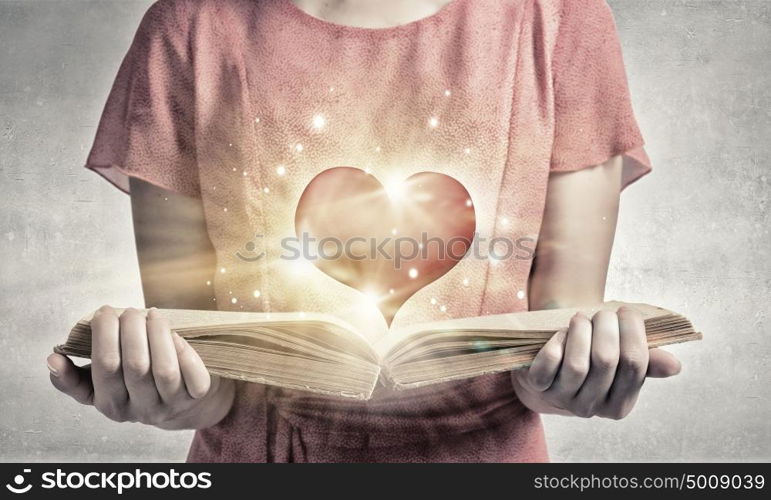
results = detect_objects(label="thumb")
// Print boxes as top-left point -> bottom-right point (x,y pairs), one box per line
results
47,353 -> 94,405
647,348 -> 682,378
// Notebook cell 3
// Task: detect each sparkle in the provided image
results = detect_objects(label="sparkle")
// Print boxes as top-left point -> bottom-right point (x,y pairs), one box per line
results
242,171 -> 248,176
206,280 -> 211,286
223,207 -> 228,212
364,167 -> 373,174
164,197 -> 168,201
253,289 -> 261,298
602,216 -> 607,221
389,288 -> 395,295
463,147 -> 471,155
276,165 -> 286,176
444,89 -> 451,97
228,143 -> 232,147
232,167 -> 237,172
465,199 -> 473,207
294,143 -> 304,152
329,86 -> 335,92
440,304 -> 447,312
430,297 -> 437,305
311,114 -> 326,130
517,290 -> 526,300
385,178 -> 406,200
375,146 -> 381,153
500,217 -> 509,226
220,267 -> 226,274
418,243 -> 424,250
255,117 -> 260,123
428,116 -> 439,128
263,187 -> 270,193
462,278 -> 469,287
231,297 -> 238,304
408,268 -> 419,279
391,227 -> 398,235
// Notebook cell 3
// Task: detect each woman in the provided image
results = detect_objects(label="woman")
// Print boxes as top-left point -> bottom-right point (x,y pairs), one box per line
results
46,0 -> 682,462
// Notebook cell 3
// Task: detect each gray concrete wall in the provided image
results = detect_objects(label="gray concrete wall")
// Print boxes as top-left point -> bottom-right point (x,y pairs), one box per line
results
0,0 -> 768,461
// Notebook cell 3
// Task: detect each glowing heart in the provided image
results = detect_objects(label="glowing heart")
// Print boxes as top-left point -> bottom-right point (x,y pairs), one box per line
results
295,167 -> 476,324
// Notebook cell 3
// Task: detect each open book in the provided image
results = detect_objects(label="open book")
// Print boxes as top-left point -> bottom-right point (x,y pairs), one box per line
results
56,301 -> 701,400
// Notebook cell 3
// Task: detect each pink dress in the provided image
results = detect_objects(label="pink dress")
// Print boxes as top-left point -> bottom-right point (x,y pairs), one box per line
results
85,0 -> 651,462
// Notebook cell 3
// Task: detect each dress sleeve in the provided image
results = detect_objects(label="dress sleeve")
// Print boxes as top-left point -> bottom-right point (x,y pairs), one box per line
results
550,0 -> 651,190
85,0 -> 200,197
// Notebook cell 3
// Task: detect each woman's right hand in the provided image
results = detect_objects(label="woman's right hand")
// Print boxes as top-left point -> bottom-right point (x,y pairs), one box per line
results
47,306 -> 235,430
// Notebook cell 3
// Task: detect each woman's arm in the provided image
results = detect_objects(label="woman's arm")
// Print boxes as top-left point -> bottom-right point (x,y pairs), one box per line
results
513,157 -> 682,419
47,178 -> 234,430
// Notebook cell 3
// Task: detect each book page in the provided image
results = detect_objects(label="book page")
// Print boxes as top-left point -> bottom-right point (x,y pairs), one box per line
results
79,308 -> 381,359
375,301 -> 672,357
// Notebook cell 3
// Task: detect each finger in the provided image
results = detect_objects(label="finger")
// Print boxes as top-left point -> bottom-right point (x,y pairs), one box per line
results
549,312 -> 592,398
172,331 -> 211,399
574,310 -> 620,417
120,308 -> 161,407
90,306 -> 129,416
526,328 -> 567,391
647,348 -> 682,378
47,353 -> 94,405
604,306 -> 649,418
146,308 -> 184,401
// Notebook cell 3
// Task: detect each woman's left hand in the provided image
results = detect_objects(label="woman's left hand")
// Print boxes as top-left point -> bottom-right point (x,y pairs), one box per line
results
511,306 -> 682,419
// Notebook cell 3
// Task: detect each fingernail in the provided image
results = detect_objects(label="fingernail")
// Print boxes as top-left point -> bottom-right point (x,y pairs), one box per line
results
46,355 -> 59,377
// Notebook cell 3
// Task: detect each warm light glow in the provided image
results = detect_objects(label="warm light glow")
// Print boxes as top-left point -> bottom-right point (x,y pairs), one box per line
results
276,165 -> 286,176
295,143 -> 304,152
206,280 -> 211,286
391,227 -> 398,235
462,278 -> 469,287
465,198 -> 473,207
231,297 -> 238,304
385,178 -> 406,200
430,297 -> 437,305
311,114 -> 326,130
253,289 -> 261,298
220,267 -> 226,273
408,268 -> 419,279
464,147 -> 471,155
263,187 -> 270,193
440,305 -> 447,312
428,116 -> 439,128
517,290 -> 526,300
444,89 -> 451,97
363,288 -> 382,304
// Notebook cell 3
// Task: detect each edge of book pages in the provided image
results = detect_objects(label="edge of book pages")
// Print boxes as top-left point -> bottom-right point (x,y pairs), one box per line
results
56,301 -> 702,401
